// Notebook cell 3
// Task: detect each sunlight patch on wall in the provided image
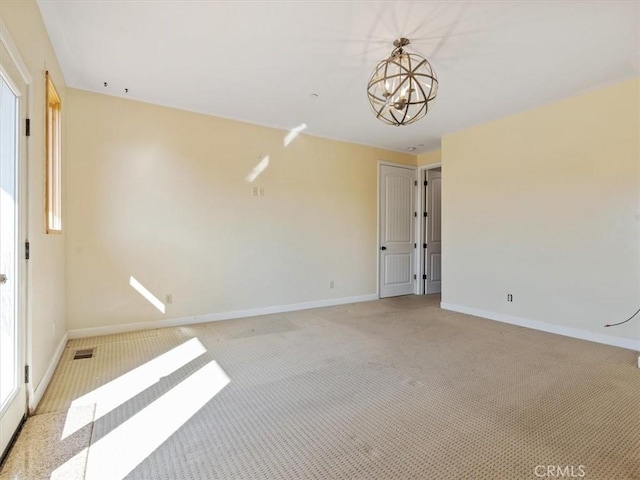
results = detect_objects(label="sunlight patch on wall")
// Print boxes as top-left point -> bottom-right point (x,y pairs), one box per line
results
284,123 -> 307,147
245,155 -> 270,182
129,276 -> 165,313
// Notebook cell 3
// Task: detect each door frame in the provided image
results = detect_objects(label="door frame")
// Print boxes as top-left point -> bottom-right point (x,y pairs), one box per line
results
418,161 -> 441,295
0,20 -> 32,414
377,160 -> 419,298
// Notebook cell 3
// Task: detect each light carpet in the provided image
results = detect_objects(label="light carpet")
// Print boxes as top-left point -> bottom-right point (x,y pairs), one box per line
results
1,295 -> 639,479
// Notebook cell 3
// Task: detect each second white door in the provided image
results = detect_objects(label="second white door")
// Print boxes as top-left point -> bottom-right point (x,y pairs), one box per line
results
425,169 -> 442,294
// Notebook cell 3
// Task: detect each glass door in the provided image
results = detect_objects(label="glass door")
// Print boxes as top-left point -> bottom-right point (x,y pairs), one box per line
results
0,53 -> 27,459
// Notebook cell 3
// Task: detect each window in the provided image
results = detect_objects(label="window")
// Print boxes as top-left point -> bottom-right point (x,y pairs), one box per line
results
45,71 -> 62,233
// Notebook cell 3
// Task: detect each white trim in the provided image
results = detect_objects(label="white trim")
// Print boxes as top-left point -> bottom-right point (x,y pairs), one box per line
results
419,161 -> 441,169
376,163 -> 381,298
69,294 -> 378,339
0,65 -> 23,97
0,20 -> 33,85
29,333 -> 68,412
417,167 -> 426,294
378,160 -> 416,170
441,302 -> 640,351
413,168 -> 420,295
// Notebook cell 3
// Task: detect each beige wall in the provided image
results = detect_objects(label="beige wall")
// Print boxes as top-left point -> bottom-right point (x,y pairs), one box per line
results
1,0 -> 68,397
442,78 -> 640,343
66,89 -> 415,331
417,149 -> 441,167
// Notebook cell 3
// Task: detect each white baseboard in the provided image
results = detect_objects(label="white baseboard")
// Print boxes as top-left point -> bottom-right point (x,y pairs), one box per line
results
68,293 -> 379,339
440,302 -> 640,352
29,332 -> 68,412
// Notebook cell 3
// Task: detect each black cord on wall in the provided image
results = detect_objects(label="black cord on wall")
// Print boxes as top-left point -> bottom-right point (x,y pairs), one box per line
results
605,307 -> 640,328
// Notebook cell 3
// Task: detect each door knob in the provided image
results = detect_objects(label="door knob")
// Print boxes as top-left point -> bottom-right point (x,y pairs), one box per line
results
0,274 -> 7,285
381,246 -> 387,250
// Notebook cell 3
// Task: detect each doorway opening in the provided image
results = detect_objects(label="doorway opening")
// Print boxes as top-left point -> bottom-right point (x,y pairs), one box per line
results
419,164 -> 442,295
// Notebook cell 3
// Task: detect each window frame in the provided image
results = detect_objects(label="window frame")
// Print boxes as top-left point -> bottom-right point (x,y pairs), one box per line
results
45,70 -> 62,234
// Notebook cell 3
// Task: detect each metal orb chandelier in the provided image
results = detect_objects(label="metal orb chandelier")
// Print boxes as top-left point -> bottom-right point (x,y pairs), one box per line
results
367,38 -> 438,126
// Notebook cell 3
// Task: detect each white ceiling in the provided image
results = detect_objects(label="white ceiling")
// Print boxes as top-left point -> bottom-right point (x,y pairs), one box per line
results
37,0 -> 639,154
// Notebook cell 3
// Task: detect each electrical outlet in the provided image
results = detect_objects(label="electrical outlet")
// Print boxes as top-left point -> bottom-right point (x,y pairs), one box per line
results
330,280 -> 334,289
259,187 -> 264,196
252,187 -> 259,196
507,294 -> 513,302
165,294 -> 173,305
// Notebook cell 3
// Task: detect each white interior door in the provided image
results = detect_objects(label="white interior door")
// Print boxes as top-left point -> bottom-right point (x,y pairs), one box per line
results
425,169 -> 442,294
0,45 -> 27,459
379,164 -> 416,298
